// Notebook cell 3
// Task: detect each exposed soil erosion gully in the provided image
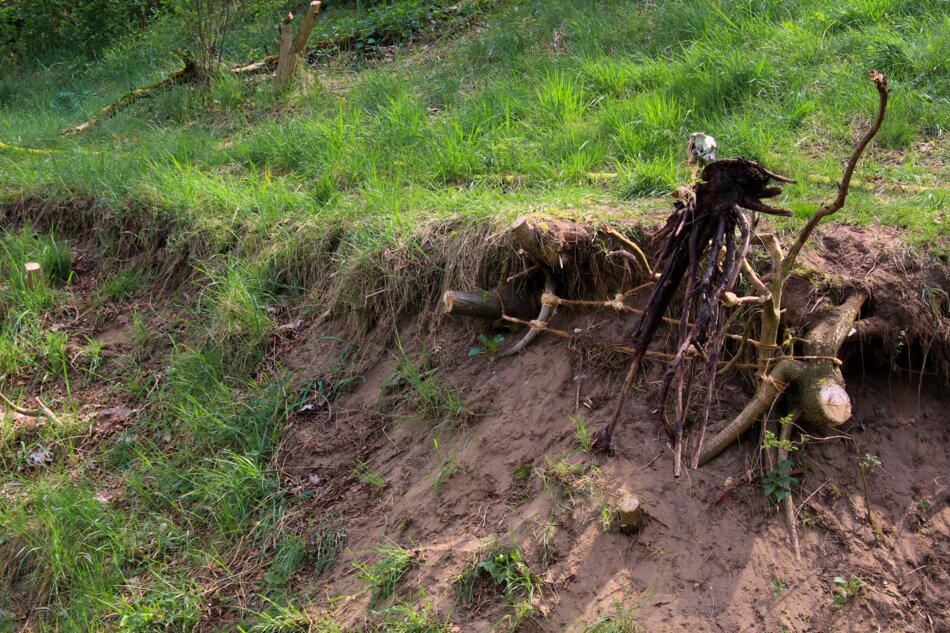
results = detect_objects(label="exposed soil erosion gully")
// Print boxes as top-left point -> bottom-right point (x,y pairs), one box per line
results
3,73 -> 950,630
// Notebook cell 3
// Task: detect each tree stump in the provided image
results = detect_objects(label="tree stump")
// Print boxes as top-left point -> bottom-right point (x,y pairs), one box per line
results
275,2 -> 322,87
511,216 -> 590,269
23,262 -> 44,290
617,496 -> 644,534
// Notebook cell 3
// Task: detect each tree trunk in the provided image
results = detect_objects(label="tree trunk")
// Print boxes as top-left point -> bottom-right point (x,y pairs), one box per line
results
275,2 -> 322,88
274,13 -> 296,87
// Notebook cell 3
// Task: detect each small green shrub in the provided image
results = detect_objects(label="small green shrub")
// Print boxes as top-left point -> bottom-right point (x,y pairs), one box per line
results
454,541 -> 539,605
831,576 -> 865,604
763,459 -> 797,503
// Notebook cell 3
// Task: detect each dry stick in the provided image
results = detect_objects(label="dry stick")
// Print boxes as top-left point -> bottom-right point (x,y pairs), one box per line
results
691,214 -> 753,468
0,392 -> 42,417
778,416 -> 802,562
0,392 -> 62,425
62,54 -> 199,135
782,70 -> 889,272
851,437 -> 883,543
498,314 -> 766,369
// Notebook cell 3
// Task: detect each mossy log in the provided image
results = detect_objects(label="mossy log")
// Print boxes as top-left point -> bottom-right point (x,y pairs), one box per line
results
699,292 -> 867,465
63,54 -> 199,135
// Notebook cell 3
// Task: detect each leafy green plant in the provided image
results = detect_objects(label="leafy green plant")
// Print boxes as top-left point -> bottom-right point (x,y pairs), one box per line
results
454,541 -> 539,605
831,576 -> 865,604
770,580 -> 787,596
763,459 -> 798,503
761,429 -> 798,453
860,453 -> 882,471
467,333 -> 505,359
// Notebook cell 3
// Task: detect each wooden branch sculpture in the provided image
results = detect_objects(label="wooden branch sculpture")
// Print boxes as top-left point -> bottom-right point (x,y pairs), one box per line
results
597,71 -> 888,475
699,70 -> 889,465
594,159 -> 795,474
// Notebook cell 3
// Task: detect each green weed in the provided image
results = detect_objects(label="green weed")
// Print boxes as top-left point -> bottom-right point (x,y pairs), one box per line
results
384,337 -> 470,429
580,597 -> 642,633
374,600 -> 452,633
763,460 -> 798,504
357,540 -> 418,605
572,414 -> 594,452
831,576 -> 865,604
353,458 -> 387,488
452,541 -> 541,621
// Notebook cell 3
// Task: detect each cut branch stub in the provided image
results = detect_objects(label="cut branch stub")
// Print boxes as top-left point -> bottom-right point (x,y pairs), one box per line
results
511,216 -> 590,269
275,2 -> 322,87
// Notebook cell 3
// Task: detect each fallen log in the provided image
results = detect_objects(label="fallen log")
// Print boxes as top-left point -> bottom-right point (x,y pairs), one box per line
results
442,286 -> 539,321
63,53 -> 199,135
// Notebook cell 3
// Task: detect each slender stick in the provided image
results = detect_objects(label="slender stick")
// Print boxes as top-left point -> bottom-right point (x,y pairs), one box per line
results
779,416 -> 802,561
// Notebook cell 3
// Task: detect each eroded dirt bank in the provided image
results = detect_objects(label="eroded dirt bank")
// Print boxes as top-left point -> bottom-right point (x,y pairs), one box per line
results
2,213 -> 948,631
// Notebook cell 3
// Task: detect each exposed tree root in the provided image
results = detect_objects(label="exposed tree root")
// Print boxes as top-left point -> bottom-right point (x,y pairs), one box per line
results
779,416 -> 802,562
593,158 -> 795,467
498,267 -> 556,357
699,292 -> 867,464
443,72 -> 892,479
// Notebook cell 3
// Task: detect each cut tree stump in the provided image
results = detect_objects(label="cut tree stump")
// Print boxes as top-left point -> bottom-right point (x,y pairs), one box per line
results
23,262 -> 44,289
275,2 -> 322,87
617,496 -> 644,534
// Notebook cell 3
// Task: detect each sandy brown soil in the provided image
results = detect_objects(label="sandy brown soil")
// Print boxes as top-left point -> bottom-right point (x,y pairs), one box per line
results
277,228 -> 950,632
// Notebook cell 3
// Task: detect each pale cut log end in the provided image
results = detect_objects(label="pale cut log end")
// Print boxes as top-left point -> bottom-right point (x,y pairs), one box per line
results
24,262 -> 44,290
819,382 -> 851,426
